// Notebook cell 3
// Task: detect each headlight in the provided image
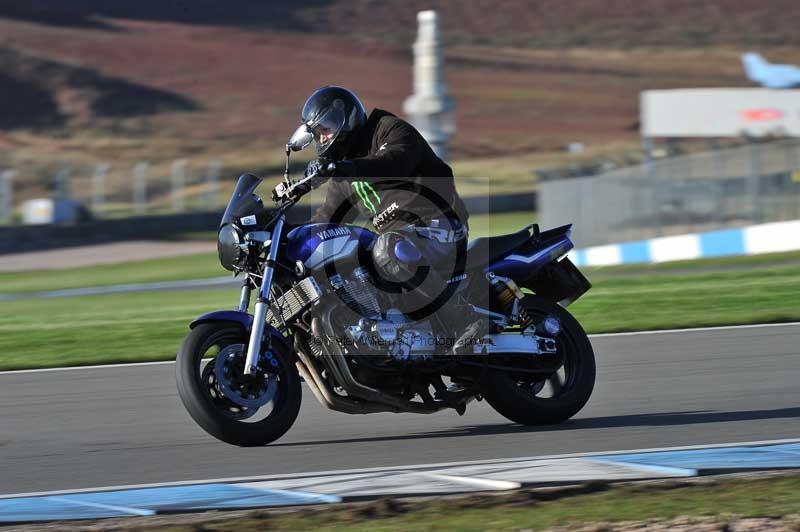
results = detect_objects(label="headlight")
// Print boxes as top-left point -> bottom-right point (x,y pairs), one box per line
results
217,224 -> 249,271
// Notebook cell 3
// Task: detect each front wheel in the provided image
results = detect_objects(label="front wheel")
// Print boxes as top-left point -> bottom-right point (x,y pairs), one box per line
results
484,295 -> 595,425
175,323 -> 301,446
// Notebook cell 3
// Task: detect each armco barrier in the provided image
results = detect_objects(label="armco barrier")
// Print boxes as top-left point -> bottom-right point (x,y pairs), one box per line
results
0,193 -> 536,255
569,219 -> 800,267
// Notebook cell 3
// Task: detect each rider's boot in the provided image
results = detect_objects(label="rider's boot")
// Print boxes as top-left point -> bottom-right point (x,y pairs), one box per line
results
450,313 -> 491,356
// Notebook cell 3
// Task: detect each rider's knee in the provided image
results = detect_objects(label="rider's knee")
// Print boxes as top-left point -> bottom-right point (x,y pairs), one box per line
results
372,231 -> 423,284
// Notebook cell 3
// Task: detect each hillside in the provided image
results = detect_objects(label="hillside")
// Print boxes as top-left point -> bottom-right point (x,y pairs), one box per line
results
3,0 -> 800,48
0,47 -> 196,131
0,0 -> 798,204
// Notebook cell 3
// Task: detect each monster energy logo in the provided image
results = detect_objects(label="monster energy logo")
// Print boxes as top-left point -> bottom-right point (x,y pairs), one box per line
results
351,181 -> 381,214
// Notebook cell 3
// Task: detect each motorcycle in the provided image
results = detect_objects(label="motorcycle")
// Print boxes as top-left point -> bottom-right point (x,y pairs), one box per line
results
176,126 -> 596,446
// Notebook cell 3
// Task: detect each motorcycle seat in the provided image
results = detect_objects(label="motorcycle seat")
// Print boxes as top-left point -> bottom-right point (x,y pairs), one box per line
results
465,228 -> 532,270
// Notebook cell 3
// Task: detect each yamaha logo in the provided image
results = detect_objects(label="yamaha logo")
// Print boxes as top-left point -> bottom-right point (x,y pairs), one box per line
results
317,227 -> 351,240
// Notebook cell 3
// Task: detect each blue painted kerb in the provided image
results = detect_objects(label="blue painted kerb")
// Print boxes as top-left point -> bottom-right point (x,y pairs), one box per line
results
596,443 -> 800,473
0,483 -> 341,523
619,241 -> 650,263
699,228 -> 745,258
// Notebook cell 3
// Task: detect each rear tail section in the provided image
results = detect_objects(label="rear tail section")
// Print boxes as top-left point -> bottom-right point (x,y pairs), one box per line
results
485,224 -> 573,279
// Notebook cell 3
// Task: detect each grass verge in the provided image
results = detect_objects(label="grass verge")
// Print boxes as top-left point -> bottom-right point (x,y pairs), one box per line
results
571,260 -> 800,333
81,474 -> 800,531
1,251 -> 799,369
0,253 -> 222,294
0,211 -> 536,294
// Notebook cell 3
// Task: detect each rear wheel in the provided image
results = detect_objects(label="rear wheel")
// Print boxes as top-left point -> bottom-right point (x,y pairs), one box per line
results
175,323 -> 301,446
484,295 -> 595,425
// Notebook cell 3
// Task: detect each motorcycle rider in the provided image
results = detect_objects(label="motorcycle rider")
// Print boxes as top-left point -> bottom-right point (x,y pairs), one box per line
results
295,85 -> 489,355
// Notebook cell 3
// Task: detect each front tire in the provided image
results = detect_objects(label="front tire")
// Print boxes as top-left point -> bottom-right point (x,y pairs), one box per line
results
176,323 -> 301,446
484,295 -> 595,425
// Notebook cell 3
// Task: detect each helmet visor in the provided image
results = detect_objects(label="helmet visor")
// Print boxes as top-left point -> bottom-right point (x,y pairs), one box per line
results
306,100 -> 346,156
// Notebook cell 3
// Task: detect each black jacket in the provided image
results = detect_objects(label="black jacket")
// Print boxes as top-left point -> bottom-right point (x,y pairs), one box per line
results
310,109 -> 469,233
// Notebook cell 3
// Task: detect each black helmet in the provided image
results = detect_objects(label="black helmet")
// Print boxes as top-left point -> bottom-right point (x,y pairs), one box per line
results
300,86 -> 367,159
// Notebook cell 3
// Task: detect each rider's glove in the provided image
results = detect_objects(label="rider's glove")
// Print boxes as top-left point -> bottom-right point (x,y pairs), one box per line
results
305,159 -> 327,179
271,175 -> 322,202
306,159 -> 357,182
294,160 -> 331,195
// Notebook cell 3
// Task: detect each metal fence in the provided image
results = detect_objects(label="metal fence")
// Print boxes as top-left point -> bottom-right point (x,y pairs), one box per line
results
0,158 -> 225,224
540,140 -> 800,248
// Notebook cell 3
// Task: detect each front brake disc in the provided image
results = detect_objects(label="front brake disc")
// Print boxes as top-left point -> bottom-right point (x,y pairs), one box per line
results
213,344 -> 278,410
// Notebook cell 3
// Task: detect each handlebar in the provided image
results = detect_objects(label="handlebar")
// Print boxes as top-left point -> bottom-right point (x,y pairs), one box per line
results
271,162 -> 336,204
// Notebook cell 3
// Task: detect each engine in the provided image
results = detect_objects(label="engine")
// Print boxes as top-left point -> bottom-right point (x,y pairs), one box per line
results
328,267 -> 381,320
328,267 -> 435,362
344,309 -> 436,361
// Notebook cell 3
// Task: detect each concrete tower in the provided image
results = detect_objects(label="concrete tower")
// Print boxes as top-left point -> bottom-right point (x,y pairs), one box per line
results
403,10 -> 455,161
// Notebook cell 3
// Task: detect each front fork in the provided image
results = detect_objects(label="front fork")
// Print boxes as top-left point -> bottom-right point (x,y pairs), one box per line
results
243,214 -> 285,375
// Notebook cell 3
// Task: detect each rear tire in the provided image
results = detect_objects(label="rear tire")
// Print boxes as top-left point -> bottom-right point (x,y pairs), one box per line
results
484,295 -> 595,425
176,323 -> 301,446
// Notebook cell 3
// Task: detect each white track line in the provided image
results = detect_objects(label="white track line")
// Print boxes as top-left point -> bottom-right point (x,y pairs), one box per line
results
590,321 -> 800,338
2,438 -> 799,500
0,277 -> 235,301
2,321 -> 798,375
0,360 -> 177,375
44,496 -> 155,517
414,472 -> 520,490
589,460 -> 697,477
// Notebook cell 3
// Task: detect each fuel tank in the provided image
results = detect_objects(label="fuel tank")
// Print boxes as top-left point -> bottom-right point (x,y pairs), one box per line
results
286,223 -> 376,270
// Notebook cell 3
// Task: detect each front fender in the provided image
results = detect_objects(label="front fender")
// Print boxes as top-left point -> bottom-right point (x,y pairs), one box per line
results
191,310 -> 253,331
190,310 -> 291,353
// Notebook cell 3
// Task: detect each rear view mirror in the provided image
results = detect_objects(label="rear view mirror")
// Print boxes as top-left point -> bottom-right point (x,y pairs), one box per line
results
287,125 -> 313,152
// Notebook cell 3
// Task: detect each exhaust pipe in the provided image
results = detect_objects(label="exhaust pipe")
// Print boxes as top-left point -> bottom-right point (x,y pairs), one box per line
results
294,337 -> 395,415
311,312 -> 456,415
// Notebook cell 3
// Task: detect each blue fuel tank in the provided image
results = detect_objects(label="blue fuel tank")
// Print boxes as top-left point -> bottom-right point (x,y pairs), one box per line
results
286,223 -> 376,271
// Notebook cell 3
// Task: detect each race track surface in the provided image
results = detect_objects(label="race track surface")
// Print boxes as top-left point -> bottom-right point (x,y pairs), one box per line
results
1,323 -> 799,495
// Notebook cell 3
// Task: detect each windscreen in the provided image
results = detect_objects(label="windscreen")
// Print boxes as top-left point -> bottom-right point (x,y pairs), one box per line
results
220,173 -> 263,227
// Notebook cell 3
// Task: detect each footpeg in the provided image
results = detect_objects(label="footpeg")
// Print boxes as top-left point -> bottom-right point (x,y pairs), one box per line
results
432,379 -> 469,415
